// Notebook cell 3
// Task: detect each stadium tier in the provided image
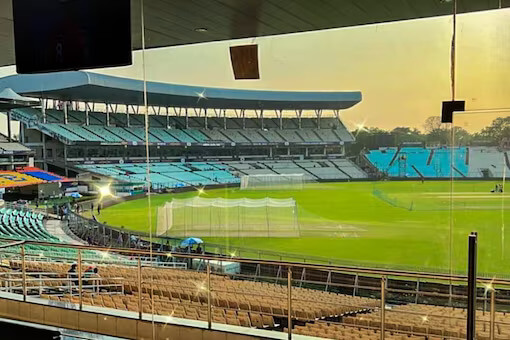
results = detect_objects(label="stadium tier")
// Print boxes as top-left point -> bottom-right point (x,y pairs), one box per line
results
0,208 -> 57,242
0,171 -> 44,188
0,168 -> 70,188
0,208 -> 121,261
18,167 -> 70,182
11,107 -> 352,146
365,146 -> 507,178
6,259 -> 380,327
77,159 -> 367,189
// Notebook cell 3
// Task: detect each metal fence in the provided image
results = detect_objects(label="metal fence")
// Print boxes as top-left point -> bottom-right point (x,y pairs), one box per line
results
0,239 -> 507,340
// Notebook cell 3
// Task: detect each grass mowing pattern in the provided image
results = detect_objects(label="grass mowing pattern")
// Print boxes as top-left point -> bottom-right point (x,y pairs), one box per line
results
94,181 -> 510,275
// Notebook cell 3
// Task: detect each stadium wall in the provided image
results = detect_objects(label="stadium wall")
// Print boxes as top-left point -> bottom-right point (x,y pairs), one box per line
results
0,296 -> 266,340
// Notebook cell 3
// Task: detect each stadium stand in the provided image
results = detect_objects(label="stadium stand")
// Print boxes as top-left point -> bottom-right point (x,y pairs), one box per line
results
366,148 -> 397,174
8,250 -> 505,340
340,303 -> 510,340
366,146 -> 473,178
306,166 -> 349,180
0,142 -> 32,153
0,208 -> 57,242
5,260 -> 379,327
259,129 -> 286,143
468,146 -> 507,178
78,159 -> 366,188
292,323 -> 427,340
18,167 -> 69,182
200,129 -> 230,142
10,108 -> 351,146
330,159 -> 368,178
83,125 -> 124,142
0,171 -> 44,188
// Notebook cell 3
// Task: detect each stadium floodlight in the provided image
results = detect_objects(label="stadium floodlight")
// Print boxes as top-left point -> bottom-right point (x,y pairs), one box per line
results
96,183 -> 115,202
483,278 -> 495,294
157,196 -> 300,238
240,173 -> 305,190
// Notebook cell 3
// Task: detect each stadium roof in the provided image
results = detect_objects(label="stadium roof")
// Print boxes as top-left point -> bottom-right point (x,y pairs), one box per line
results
0,0 -> 508,67
0,87 -> 38,110
0,72 -> 361,110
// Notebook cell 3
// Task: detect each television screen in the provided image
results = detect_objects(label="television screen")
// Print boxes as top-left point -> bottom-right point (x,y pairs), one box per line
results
12,0 -> 132,74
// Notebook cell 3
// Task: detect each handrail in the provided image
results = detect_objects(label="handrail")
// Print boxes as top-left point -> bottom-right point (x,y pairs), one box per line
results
0,240 -> 25,249
0,237 -> 505,340
67,210 -> 507,277
0,237 -> 506,284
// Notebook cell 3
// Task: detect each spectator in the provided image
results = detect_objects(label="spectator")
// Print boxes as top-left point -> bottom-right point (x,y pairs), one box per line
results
130,235 -> 138,247
90,267 -> 101,291
196,245 -> 203,254
67,263 -> 78,288
83,266 -> 94,285
84,266 -> 100,290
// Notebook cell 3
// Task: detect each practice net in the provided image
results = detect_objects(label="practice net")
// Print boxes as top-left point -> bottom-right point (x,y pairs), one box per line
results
240,173 -> 305,190
157,197 -> 300,237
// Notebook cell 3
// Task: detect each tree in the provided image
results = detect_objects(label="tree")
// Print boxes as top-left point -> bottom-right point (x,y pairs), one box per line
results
347,127 -> 393,156
451,127 -> 472,145
391,127 -> 424,145
423,116 -> 443,134
479,116 -> 510,145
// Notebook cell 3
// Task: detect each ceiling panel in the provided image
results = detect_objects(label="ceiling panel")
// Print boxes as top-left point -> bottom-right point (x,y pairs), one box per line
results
0,0 -> 508,68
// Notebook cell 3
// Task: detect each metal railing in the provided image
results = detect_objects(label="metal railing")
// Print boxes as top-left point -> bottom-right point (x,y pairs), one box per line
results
0,239 -> 507,340
64,209 -> 510,280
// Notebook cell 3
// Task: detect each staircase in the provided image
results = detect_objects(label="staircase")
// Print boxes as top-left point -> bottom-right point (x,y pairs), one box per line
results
293,161 -> 318,180
504,152 -> 510,170
411,165 -> 424,179
388,147 -> 401,167
453,166 -> 467,178
426,149 -> 435,166
329,160 -> 352,179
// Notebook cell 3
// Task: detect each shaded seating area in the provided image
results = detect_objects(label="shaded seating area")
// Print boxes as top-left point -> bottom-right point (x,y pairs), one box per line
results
11,107 -> 353,146
339,303 -> 510,340
366,146 -> 472,178
0,208 -> 58,242
5,259 -> 380,332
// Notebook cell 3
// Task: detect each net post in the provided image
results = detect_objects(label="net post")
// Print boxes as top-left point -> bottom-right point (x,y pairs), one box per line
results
78,249 -> 82,311
207,260 -> 212,329
21,244 -> 26,302
467,232 -> 478,340
380,276 -> 386,340
138,256 -> 142,320
287,267 -> 292,339
490,288 -> 495,340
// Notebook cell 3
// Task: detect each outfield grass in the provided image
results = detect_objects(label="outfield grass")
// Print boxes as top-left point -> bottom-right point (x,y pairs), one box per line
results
91,181 -> 510,275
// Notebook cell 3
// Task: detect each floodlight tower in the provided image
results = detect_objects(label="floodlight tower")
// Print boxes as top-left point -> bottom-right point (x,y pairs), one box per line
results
398,153 -> 407,177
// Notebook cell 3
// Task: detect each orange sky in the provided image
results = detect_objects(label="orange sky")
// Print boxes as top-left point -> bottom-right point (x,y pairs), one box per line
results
96,8 -> 510,133
1,8 -> 510,134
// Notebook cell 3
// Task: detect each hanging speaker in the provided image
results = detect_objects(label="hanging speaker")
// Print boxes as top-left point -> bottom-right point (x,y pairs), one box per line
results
230,45 -> 260,80
441,100 -> 465,123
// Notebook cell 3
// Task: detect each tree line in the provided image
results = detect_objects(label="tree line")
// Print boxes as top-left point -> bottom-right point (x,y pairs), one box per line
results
347,116 -> 510,156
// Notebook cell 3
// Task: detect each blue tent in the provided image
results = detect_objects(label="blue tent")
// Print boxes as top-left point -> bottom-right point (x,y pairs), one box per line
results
180,237 -> 203,247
